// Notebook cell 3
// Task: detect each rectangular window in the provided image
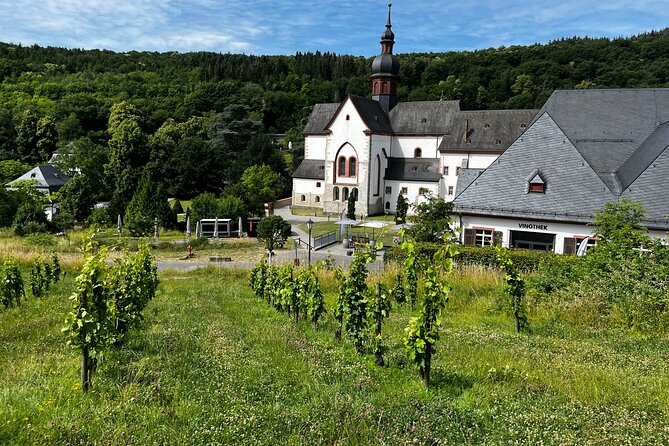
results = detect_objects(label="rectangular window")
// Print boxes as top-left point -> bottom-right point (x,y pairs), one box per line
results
385,186 -> 392,194
401,187 -> 408,195
443,166 -> 449,175
475,229 -> 493,247
456,166 -> 461,176
316,182 -> 321,188
419,187 -> 429,195
448,186 -> 454,195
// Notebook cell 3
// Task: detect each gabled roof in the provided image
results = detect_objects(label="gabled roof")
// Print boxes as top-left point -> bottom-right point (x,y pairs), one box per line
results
389,101 -> 460,135
453,89 -> 669,229
303,103 -> 339,134
347,95 -> 394,134
292,159 -> 326,180
439,109 -> 538,153
533,89 -> 669,194
385,158 -> 441,182
5,165 -> 71,190
453,113 -> 619,224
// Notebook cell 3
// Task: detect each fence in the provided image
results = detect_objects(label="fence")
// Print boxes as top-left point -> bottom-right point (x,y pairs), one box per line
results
313,231 -> 339,251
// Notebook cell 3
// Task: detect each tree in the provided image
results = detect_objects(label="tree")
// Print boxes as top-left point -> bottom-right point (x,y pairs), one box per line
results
407,193 -> 454,242
395,193 -> 408,224
0,160 -> 30,185
190,192 -> 221,223
239,165 -> 285,216
124,170 -> 171,236
346,192 -> 356,220
105,102 -> 148,217
58,173 -> 96,221
592,198 -> 648,247
36,116 -> 57,161
257,216 -> 291,255
14,109 -> 40,163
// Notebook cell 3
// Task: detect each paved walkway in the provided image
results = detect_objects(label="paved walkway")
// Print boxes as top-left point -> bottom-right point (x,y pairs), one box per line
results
157,205 -> 385,272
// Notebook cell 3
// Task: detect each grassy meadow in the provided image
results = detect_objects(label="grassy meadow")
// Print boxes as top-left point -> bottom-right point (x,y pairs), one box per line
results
2,261 -> 669,445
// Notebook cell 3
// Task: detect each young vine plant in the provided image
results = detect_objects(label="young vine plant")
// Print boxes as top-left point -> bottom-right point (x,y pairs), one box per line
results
402,241 -> 458,388
496,247 -> 529,333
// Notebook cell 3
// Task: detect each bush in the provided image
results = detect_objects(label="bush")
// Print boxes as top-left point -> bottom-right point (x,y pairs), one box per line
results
384,243 -> 552,272
23,233 -> 57,247
190,236 -> 209,248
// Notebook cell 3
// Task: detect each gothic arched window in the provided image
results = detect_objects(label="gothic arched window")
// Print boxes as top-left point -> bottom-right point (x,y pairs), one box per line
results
333,186 -> 340,201
349,157 -> 357,177
343,187 -> 349,201
338,157 -> 347,177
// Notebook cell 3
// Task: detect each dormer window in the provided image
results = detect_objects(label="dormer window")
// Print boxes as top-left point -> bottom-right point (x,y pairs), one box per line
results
520,123 -> 527,129
495,139 -> 502,145
421,117 -> 427,123
529,174 -> 545,193
484,123 -> 490,129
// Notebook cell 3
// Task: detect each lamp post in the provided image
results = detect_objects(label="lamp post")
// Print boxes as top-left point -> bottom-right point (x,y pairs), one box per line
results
294,239 -> 299,266
307,218 -> 314,266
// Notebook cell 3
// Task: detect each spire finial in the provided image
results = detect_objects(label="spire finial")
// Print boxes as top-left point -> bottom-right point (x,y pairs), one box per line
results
387,1 -> 392,27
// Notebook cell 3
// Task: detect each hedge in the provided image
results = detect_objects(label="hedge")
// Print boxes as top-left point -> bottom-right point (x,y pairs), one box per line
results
383,243 -> 565,272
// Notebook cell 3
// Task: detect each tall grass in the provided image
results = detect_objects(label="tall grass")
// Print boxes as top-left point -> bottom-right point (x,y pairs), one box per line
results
1,266 -> 669,444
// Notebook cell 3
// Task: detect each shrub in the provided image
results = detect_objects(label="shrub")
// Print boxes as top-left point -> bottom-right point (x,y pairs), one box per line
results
23,232 -> 57,247
385,244 -> 551,272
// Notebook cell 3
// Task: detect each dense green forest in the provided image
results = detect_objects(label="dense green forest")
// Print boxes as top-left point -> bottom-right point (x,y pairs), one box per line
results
1,28 -> 669,227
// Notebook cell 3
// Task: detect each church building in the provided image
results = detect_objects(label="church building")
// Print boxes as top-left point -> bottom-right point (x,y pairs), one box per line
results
291,3 -> 536,217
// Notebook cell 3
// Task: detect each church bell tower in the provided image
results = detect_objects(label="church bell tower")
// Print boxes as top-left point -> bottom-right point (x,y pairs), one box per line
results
371,2 -> 400,110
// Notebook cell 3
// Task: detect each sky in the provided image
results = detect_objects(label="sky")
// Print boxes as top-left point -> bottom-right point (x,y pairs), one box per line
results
0,0 -> 668,56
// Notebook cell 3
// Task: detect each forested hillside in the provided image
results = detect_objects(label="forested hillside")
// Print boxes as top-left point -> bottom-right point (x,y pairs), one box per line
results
0,29 -> 668,224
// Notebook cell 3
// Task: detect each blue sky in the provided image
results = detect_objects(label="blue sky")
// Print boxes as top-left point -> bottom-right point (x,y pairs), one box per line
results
0,0 -> 668,55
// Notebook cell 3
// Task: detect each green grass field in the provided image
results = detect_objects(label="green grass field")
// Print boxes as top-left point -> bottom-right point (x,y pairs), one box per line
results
1,266 -> 669,445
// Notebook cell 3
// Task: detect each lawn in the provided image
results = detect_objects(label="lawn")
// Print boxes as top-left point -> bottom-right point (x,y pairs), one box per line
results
1,264 -> 669,445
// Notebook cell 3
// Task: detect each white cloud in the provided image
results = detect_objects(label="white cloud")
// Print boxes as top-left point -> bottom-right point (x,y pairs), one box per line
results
0,0 -> 668,54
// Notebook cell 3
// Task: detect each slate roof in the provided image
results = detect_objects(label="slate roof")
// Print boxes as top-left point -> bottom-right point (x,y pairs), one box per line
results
454,168 -> 484,198
532,89 -> 669,194
6,165 -> 71,191
454,89 -> 669,230
292,159 -> 326,180
622,144 -> 669,225
385,158 -> 441,182
439,109 -> 538,153
303,97 -> 463,136
389,101 -> 460,135
303,103 -> 339,134
347,95 -> 394,134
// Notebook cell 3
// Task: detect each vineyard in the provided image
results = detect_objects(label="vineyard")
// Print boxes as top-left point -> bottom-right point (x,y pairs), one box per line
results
2,248 -> 669,444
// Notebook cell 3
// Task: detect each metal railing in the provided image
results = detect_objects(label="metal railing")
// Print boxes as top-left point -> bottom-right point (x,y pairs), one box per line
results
313,231 -> 339,250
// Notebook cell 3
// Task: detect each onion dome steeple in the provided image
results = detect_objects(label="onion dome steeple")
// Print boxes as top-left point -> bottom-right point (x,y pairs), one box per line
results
371,1 -> 400,110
